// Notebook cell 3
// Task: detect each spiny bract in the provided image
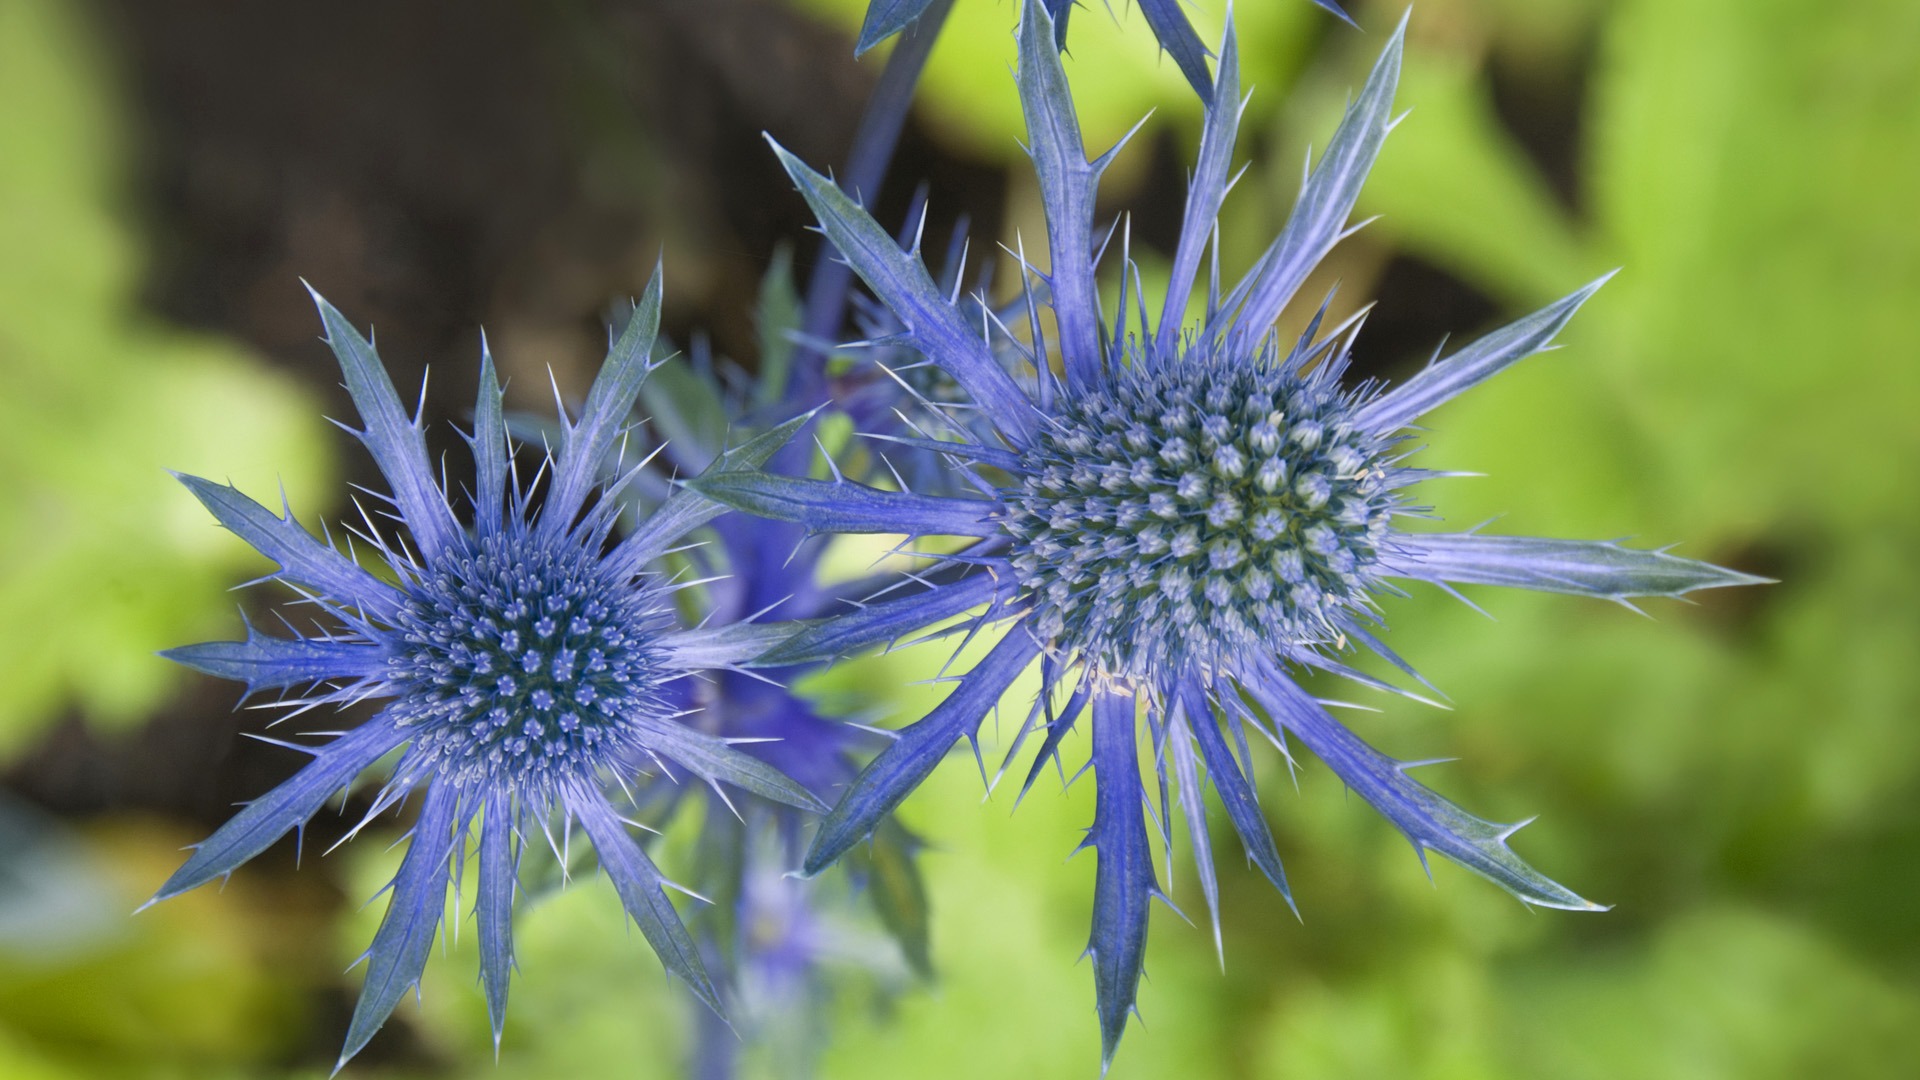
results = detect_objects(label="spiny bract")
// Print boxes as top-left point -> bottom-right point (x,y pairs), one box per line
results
691,2 -> 1768,1070
154,270 -> 827,1069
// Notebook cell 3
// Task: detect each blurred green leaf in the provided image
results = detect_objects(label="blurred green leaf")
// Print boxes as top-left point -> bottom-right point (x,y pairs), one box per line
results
0,0 -> 331,756
0,821 -> 314,1077
639,354 -> 731,472
756,243 -> 802,408
851,817 -> 934,979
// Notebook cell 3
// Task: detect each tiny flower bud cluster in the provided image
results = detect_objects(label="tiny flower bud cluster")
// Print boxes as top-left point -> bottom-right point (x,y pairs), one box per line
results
389,534 -> 670,790
1004,349 -> 1395,679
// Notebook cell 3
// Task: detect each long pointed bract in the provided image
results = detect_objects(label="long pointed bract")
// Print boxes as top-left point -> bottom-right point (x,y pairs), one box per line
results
1182,682 -> 1291,904
1388,533 -> 1770,600
607,413 -> 814,576
470,339 -> 510,535
629,714 -> 830,813
1357,274 -> 1614,433
752,572 -> 1010,667
1157,18 -> 1243,352
854,0 -> 941,56
151,717 -> 410,903
174,474 -> 403,621
1017,0 -> 1106,387
476,804 -> 516,1049
307,287 -> 462,563
1136,0 -> 1215,105
1086,691 -> 1156,1071
571,788 -> 724,1015
1224,13 -> 1405,344
163,633 -> 387,695
538,263 -> 663,538
766,138 -> 1041,445
1245,661 -> 1603,911
804,630 -> 1038,874
686,472 -> 1001,538
339,781 -> 462,1068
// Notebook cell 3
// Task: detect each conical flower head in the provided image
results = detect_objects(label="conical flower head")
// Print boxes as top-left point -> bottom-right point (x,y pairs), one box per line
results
154,271 -> 827,1068
1006,334 -> 1396,679
696,2 -> 1768,1069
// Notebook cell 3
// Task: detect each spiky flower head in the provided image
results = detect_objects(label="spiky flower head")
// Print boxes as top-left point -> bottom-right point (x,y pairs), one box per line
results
153,271 -> 828,1069
695,2 -> 1768,1069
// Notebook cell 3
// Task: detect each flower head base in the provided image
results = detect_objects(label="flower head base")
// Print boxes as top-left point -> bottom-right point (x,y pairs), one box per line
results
1007,338 -> 1394,678
390,534 -> 672,793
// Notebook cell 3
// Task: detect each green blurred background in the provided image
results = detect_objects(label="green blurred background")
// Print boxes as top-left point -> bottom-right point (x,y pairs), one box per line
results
1,0 -> 1915,1075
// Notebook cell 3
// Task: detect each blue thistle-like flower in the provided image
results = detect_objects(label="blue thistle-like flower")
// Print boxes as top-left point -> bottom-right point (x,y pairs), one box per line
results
152,270 -> 830,1069
850,0 -> 1354,104
696,2 -> 1767,1068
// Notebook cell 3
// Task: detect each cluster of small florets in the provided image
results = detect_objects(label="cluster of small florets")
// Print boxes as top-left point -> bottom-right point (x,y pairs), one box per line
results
388,533 -> 670,790
1003,346 -> 1395,678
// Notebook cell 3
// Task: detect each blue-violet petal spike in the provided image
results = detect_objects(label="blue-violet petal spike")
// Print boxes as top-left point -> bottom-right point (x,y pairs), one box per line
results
538,261 -> 663,538
1164,704 -> 1222,959
804,630 -> 1039,874
1157,16 -> 1243,352
1224,12 -> 1404,344
1244,661 -> 1603,911
469,337 -> 509,535
476,805 -> 516,1050
1356,273 -> 1615,433
151,717 -> 410,902
338,781 -> 463,1069
608,413 -> 814,576
753,572 -> 1010,667
305,287 -> 463,563
1180,681 -> 1292,906
571,788 -> 723,1014
765,136 -> 1041,445
161,634 -> 387,695
1387,533 -> 1773,601
627,713 -> 830,813
686,472 -> 1002,538
1085,690 -> 1156,1074
854,0 -> 941,56
1018,0 -> 1107,387
1136,0 -> 1216,105
173,474 -> 403,622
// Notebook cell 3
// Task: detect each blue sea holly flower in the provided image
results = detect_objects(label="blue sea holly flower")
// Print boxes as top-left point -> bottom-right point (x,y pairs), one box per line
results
151,271 -> 830,1069
851,0 -> 1354,104
697,2 -> 1767,1067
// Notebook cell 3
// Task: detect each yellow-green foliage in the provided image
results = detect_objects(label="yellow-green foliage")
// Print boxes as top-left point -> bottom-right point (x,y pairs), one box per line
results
0,0 -> 331,751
